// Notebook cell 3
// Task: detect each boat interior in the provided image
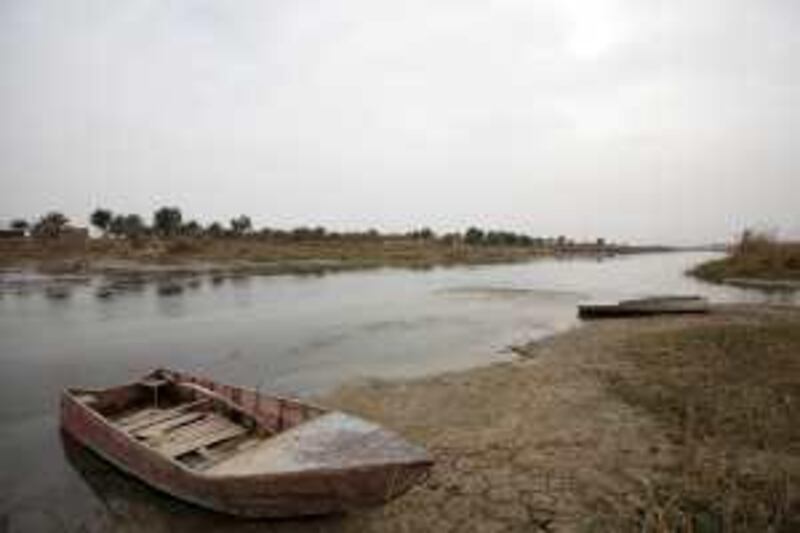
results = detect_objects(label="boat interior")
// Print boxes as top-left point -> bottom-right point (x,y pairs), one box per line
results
71,376 -> 281,472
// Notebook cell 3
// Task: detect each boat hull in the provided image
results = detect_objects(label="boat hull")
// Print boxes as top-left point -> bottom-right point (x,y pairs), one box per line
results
578,296 -> 710,319
60,371 -> 431,518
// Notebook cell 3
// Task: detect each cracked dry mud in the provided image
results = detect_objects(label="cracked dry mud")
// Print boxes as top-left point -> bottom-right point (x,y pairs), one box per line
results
319,313 -> 699,532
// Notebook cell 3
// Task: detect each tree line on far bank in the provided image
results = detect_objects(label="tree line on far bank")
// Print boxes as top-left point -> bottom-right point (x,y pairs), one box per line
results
7,207 -> 607,248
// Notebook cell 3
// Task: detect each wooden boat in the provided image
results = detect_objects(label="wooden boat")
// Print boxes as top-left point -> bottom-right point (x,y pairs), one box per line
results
723,277 -> 800,291
60,368 -> 433,518
578,295 -> 710,319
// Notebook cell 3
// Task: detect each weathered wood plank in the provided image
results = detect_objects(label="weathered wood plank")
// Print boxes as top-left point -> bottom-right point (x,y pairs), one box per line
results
117,399 -> 210,432
159,424 -> 248,458
115,408 -> 160,427
148,413 -> 237,446
134,412 -> 208,440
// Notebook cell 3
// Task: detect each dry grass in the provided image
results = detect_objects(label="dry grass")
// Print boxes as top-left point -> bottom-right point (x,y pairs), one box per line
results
692,232 -> 800,282
599,310 -> 800,532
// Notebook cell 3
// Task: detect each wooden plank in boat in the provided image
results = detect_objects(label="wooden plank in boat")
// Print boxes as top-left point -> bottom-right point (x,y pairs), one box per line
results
133,412 -> 209,440
117,399 -> 209,432
115,408 -> 161,428
192,437 -> 262,471
150,414 -> 238,446
159,423 -> 248,458
121,409 -> 187,432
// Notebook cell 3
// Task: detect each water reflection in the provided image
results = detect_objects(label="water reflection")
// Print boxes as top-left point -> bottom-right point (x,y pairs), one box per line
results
156,280 -> 184,297
96,285 -> 116,300
59,432 -> 348,533
44,285 -> 72,301
155,289 -> 188,318
5,258 -> 796,307
229,273 -> 252,286
96,276 -> 149,300
438,286 -> 587,302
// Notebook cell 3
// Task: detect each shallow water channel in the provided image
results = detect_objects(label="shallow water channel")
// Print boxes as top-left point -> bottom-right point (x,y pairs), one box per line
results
0,252 -> 793,532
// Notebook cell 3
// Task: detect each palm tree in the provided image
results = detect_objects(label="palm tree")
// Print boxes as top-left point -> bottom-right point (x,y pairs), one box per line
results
90,209 -> 113,236
230,215 -> 252,236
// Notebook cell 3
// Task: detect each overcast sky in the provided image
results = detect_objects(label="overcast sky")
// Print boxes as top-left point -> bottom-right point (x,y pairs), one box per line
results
1,0 -> 798,244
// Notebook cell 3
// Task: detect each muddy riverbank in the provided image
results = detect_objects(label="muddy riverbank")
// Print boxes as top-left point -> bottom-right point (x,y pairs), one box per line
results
0,237 -> 599,277
322,304 -> 800,532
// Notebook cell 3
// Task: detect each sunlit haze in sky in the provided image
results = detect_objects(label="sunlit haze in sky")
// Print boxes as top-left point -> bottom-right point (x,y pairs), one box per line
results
2,0 -> 798,244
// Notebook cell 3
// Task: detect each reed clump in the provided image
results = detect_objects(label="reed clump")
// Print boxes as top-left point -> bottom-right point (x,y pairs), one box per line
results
692,230 -> 800,282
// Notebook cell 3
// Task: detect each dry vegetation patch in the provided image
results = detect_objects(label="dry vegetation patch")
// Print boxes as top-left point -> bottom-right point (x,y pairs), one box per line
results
600,307 -> 800,532
692,231 -> 800,282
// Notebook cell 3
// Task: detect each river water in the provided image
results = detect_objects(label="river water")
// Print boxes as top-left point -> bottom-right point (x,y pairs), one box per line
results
0,252 -> 794,532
